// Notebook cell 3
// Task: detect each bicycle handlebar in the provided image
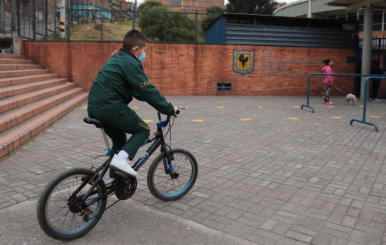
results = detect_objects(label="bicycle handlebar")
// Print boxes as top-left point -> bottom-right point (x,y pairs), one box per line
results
158,106 -> 187,122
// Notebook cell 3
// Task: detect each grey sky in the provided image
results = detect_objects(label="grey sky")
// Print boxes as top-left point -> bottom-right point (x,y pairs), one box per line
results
130,0 -> 301,5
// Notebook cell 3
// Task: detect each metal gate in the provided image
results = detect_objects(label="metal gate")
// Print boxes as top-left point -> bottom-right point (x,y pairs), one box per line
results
356,37 -> 386,99
0,0 -> 58,40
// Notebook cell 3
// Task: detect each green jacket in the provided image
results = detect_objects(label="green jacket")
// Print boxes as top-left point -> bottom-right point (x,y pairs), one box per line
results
88,49 -> 174,115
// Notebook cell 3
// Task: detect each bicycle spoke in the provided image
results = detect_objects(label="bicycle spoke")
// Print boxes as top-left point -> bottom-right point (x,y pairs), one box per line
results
44,173 -> 103,235
47,206 -> 68,214
152,152 -> 194,196
57,209 -> 71,231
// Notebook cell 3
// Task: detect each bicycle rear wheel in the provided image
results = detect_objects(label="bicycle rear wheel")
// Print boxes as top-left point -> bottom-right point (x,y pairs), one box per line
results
37,168 -> 107,240
147,148 -> 198,202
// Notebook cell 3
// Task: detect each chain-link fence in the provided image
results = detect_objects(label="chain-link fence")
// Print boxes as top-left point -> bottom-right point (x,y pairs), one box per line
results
62,9 -> 220,43
0,0 -> 221,43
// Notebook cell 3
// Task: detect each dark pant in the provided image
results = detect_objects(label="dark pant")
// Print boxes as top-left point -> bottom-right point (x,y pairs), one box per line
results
323,83 -> 331,102
88,109 -> 150,178
372,81 -> 381,99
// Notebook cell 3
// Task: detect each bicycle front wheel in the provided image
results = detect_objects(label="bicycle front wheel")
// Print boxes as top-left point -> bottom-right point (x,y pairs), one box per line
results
37,168 -> 107,240
147,148 -> 198,202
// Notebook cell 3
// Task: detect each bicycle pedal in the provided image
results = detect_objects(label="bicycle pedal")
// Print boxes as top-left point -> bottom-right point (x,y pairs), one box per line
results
115,170 -> 129,179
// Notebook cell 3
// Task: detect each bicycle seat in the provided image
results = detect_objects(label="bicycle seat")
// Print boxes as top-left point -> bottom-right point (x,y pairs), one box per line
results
83,117 -> 104,128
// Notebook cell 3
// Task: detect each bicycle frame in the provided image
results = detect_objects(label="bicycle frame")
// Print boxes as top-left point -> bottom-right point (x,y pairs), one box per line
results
76,113 -> 175,208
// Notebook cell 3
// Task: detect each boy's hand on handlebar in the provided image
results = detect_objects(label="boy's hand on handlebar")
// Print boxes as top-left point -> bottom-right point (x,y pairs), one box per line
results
174,106 -> 179,113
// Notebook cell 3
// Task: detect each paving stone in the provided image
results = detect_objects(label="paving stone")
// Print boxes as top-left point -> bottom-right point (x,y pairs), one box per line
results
312,233 -> 334,245
272,222 -> 292,235
10,193 -> 28,202
342,216 -> 357,228
285,231 -> 314,243
1,97 -> 386,245
237,216 -> 262,228
290,225 -> 318,237
277,237 -> 296,245
260,219 -> 278,231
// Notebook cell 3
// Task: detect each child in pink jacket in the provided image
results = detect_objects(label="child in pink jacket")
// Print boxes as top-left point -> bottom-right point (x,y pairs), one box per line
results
322,59 -> 334,105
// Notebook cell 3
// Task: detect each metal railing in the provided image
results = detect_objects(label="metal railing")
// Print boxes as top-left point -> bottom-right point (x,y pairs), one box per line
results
301,73 -> 385,132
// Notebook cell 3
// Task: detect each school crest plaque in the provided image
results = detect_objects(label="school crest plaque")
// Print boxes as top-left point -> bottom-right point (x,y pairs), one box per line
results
233,50 -> 254,75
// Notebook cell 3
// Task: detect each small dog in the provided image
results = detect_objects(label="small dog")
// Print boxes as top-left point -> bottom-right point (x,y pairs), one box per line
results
346,93 -> 357,105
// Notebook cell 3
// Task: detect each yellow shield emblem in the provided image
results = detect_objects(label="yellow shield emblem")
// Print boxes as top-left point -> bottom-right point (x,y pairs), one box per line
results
237,54 -> 251,70
234,51 -> 254,75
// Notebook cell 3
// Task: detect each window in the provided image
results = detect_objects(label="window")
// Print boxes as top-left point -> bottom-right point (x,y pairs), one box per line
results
171,0 -> 182,5
347,14 -> 357,21
343,24 -> 357,31
374,13 -> 383,24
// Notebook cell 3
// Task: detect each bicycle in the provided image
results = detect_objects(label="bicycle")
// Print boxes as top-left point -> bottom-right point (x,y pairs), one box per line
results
36,107 -> 198,240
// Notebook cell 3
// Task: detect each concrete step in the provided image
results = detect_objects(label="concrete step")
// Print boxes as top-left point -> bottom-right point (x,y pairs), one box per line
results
0,59 -> 34,65
0,69 -> 51,78
0,64 -> 41,71
0,78 -> 68,99
0,92 -> 88,158
0,74 -> 61,87
0,83 -> 76,113
0,54 -> 25,59
0,88 -> 84,133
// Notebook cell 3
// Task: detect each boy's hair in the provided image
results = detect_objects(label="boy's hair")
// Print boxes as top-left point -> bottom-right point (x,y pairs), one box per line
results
123,30 -> 148,51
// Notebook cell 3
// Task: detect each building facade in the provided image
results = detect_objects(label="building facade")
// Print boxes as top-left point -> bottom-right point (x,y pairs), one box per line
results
274,0 -> 386,37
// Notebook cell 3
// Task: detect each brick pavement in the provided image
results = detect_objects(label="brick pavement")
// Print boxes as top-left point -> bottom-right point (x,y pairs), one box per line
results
1,95 -> 386,245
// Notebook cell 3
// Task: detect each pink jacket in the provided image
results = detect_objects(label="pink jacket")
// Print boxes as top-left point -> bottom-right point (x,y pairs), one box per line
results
322,66 -> 334,85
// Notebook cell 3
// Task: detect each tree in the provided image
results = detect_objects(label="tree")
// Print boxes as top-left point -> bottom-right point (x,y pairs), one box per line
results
139,1 -> 164,11
200,6 -> 224,31
138,4 -> 195,42
226,0 -> 278,15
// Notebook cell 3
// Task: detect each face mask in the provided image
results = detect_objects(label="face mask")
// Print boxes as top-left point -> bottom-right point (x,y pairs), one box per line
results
134,48 -> 146,63
330,62 -> 334,66
138,51 -> 146,63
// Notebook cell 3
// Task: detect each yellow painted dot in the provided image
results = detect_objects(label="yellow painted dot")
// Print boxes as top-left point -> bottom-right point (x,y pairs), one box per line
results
193,119 -> 204,122
331,116 -> 342,119
257,106 -> 264,109
218,106 -> 224,109
144,120 -> 153,123
293,106 -> 300,109
359,105 -> 364,108
83,107 -> 88,109
133,107 -> 140,109
327,106 -> 334,108
241,118 -> 252,121
288,117 -> 299,120
370,116 -> 380,119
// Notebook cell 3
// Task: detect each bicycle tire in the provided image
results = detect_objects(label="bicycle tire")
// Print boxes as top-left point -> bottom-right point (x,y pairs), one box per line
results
147,148 -> 198,202
37,168 -> 107,240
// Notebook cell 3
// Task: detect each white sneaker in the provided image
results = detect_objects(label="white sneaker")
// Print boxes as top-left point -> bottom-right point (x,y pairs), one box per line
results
374,99 -> 381,102
110,155 -> 137,177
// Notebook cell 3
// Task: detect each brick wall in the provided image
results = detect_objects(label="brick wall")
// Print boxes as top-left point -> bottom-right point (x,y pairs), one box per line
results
359,31 -> 386,38
23,42 -> 356,96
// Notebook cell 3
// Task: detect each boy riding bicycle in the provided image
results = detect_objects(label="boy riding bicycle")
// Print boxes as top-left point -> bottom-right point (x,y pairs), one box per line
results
87,30 -> 178,181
